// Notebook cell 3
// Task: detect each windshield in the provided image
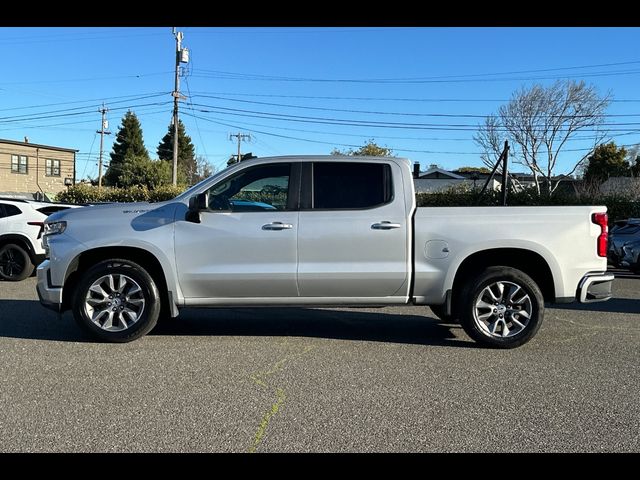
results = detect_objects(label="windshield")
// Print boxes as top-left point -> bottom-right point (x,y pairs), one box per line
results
174,167 -> 230,202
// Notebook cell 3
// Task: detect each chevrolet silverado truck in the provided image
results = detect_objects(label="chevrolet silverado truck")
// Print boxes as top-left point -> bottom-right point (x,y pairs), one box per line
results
37,156 -> 613,348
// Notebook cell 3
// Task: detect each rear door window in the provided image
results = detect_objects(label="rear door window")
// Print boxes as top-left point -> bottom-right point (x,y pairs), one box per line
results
312,162 -> 393,210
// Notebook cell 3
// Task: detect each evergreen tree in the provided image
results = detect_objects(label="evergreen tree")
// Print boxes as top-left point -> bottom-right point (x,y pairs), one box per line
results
104,110 -> 150,186
157,119 -> 196,184
632,156 -> 640,177
118,155 -> 172,189
583,142 -> 629,184
331,139 -> 393,157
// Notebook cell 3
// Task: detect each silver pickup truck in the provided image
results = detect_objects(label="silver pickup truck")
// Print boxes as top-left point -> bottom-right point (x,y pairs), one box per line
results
37,156 -> 613,348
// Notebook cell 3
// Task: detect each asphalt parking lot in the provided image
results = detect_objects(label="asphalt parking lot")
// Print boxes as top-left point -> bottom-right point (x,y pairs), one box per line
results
0,273 -> 638,452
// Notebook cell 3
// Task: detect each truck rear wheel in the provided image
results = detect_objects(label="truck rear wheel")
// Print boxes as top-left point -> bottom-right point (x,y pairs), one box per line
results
459,266 -> 544,349
72,259 -> 160,343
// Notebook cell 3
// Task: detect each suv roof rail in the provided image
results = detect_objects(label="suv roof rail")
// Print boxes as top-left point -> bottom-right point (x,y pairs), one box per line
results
0,196 -> 80,206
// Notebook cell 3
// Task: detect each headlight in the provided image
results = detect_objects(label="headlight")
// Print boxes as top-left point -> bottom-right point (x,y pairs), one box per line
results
43,221 -> 67,236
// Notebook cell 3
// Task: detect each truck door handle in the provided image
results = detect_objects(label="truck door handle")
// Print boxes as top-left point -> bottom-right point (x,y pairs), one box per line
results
371,221 -> 402,230
262,222 -> 293,231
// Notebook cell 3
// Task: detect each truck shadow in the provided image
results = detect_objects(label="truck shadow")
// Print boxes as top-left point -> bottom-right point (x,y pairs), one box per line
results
0,300 -> 475,348
0,300 -> 89,342
551,297 -> 640,314
151,307 -> 477,348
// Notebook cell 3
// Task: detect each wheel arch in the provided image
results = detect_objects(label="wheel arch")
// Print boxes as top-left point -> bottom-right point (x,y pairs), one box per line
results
62,246 -> 176,316
450,248 -> 556,312
0,234 -> 37,262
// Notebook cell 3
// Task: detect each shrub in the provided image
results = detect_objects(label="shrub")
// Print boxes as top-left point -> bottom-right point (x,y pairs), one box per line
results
148,185 -> 186,202
416,188 -> 640,224
56,184 -> 188,204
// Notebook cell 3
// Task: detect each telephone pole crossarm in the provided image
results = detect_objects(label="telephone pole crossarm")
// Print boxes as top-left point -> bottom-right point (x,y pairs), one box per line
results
229,132 -> 251,163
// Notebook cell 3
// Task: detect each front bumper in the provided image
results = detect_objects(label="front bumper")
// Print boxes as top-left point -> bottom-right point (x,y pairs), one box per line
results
577,272 -> 614,303
36,260 -> 63,312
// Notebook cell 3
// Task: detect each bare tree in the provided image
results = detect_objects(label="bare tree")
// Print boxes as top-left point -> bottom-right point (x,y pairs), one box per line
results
475,80 -> 611,195
194,155 -> 214,183
474,115 -> 503,170
473,115 -> 527,193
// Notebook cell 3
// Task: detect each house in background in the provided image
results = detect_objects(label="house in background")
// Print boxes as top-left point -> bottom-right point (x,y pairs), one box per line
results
413,163 -> 501,193
412,163 -> 579,195
0,137 -> 77,200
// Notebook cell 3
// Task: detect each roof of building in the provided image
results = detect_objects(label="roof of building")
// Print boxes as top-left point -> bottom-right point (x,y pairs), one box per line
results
417,166 -> 465,180
0,138 -> 78,153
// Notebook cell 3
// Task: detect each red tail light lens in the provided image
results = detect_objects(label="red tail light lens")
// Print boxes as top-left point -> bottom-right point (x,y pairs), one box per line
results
591,212 -> 608,257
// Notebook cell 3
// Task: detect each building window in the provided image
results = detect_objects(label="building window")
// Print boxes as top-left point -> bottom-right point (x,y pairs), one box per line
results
46,159 -> 61,177
11,155 -> 28,174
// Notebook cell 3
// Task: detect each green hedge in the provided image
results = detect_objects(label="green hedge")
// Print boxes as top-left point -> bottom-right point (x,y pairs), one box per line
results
58,184 -> 640,225
56,184 -> 186,204
416,190 -> 640,223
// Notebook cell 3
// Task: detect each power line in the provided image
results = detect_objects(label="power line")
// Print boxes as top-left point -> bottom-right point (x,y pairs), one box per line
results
185,112 -> 640,143
180,113 -> 632,156
0,91 -> 170,113
194,59 -> 640,82
188,91 -> 640,104
0,101 -> 172,124
184,75 -> 210,164
80,133 -> 98,180
187,102 -> 640,132
192,94 -> 640,119
0,71 -> 173,86
190,67 -> 640,84
0,108 -> 172,132
0,29 -> 167,46
0,98 -> 169,121
182,112 -> 639,156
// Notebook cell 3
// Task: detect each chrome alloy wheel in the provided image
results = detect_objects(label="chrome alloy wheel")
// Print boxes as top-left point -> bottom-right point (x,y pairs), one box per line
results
473,281 -> 532,338
83,274 -> 146,331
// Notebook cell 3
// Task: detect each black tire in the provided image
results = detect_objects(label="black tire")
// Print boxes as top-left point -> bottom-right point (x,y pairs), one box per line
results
0,243 -> 34,281
72,259 -> 161,343
429,304 -> 458,323
458,266 -> 544,349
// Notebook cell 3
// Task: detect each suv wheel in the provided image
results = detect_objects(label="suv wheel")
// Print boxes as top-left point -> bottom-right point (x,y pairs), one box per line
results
459,266 -> 544,349
0,243 -> 34,281
72,259 -> 160,342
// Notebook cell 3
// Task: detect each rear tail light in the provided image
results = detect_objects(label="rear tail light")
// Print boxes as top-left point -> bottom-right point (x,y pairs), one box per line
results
591,212 -> 608,257
27,221 -> 45,239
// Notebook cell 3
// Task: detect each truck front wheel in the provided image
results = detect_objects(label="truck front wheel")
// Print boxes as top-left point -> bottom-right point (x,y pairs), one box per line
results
72,259 -> 161,343
459,266 -> 544,349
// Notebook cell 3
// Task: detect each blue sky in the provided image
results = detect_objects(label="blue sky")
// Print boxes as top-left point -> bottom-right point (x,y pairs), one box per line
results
1,27 -> 639,180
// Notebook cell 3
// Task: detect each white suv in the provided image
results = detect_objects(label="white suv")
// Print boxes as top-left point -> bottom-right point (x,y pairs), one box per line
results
0,198 -> 77,281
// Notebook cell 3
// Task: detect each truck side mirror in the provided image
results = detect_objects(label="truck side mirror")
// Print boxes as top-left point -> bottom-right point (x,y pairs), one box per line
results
186,193 -> 209,223
189,192 -> 209,211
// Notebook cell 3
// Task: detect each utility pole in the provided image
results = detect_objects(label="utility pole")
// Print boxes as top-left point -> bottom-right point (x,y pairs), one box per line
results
229,132 -> 251,163
171,28 -> 189,185
97,103 -> 111,189
500,140 -> 510,206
